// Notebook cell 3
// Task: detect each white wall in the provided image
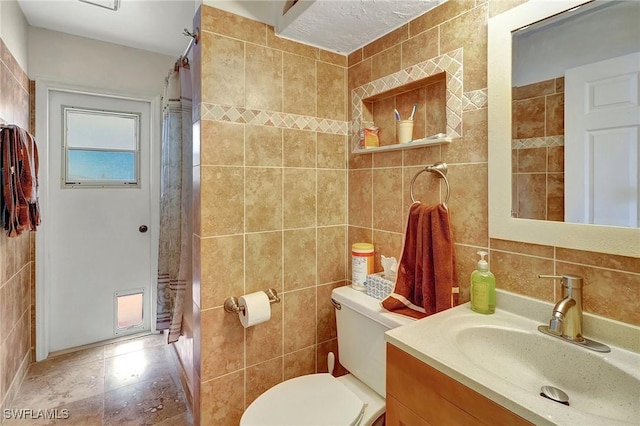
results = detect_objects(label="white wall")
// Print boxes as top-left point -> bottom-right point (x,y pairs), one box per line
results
513,1 -> 639,86
0,0 -> 29,73
29,27 -> 175,95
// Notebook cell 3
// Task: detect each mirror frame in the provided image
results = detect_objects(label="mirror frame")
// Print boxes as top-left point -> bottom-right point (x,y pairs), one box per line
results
488,0 -> 640,258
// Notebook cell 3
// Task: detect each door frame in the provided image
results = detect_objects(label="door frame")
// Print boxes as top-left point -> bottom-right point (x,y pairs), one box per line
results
35,80 -> 161,361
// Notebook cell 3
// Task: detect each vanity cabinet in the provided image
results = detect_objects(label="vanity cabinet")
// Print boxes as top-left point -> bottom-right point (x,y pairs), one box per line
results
386,344 -> 532,426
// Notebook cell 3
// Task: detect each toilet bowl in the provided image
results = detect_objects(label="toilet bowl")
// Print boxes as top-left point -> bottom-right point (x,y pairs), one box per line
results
240,286 -> 414,426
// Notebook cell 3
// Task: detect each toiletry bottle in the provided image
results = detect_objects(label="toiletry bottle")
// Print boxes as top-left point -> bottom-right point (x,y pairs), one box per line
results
470,251 -> 496,314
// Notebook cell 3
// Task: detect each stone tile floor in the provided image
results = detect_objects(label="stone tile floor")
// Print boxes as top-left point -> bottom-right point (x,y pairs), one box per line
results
3,334 -> 192,425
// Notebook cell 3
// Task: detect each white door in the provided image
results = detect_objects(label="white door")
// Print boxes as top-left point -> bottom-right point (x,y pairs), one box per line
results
47,89 -> 154,352
565,52 -> 640,227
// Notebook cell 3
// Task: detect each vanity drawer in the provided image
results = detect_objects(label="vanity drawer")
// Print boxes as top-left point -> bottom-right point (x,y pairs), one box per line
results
386,344 -> 532,426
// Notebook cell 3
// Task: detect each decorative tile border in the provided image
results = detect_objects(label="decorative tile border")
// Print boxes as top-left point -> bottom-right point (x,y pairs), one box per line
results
350,48 -> 464,147
512,135 -> 564,149
198,103 -> 348,135
462,88 -> 488,111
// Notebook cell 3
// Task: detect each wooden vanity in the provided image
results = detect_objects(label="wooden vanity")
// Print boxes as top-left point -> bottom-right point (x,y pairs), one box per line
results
386,344 -> 532,426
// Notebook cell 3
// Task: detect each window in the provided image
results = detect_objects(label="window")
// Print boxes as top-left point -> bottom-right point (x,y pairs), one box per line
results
64,107 -> 140,187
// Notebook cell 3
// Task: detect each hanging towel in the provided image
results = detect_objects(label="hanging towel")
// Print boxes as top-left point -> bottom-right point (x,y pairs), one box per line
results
382,203 -> 459,319
0,125 -> 41,237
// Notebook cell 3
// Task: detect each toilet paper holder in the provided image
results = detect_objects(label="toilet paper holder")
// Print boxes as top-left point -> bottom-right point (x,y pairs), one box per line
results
224,288 -> 280,314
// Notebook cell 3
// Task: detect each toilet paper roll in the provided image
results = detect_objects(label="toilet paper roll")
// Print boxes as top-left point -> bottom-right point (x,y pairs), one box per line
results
238,291 -> 271,328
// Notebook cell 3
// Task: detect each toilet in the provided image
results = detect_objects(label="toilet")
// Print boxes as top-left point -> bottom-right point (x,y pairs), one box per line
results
240,285 -> 414,426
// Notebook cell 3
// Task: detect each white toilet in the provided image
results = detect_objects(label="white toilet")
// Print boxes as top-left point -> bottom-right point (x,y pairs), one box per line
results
240,285 -> 414,426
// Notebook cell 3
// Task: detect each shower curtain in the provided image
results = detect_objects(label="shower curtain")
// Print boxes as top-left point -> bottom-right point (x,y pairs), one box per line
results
157,57 -> 192,343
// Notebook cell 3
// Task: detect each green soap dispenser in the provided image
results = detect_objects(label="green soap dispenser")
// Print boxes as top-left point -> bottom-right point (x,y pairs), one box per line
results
470,251 -> 496,314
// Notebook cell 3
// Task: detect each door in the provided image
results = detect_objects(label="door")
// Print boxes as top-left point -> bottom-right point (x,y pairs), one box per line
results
47,89 -> 153,352
565,52 -> 640,227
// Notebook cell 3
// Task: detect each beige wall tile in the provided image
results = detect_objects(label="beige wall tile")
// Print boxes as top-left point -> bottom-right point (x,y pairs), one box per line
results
317,170 -> 346,226
447,163 -> 488,247
372,168 -> 403,233
547,173 -> 564,222
317,226 -> 346,284
546,93 -> 564,136
363,25 -> 408,59
283,53 -> 316,116
283,287 -> 316,353
516,174 -> 546,220
512,98 -> 545,139
283,169 -> 317,229
246,302 -> 283,367
491,251 -> 555,301
372,96 -> 396,146
319,50 -> 347,67
267,27 -> 319,60
348,58 -> 372,93
283,129 -> 316,168
245,231 -> 283,295
424,79 -> 447,137
246,125 -> 282,167
246,358 -> 283,407
283,229 -> 317,291
200,166 -> 244,237
409,0 -> 475,37
557,262 -> 640,326
348,49 -> 363,67
316,339 -> 347,376
372,230 -> 403,273
317,282 -> 342,343
245,44 -> 283,111
517,148 -> 547,173
201,32 -> 244,106
348,169 -> 372,228
200,235 -> 244,310
490,239 -> 554,258
284,347 -> 316,380
317,62 -> 346,121
317,133 -> 346,170
200,120 -> 244,167
201,5 -> 266,45
245,168 -> 283,232
371,45 -> 401,82
200,307 -> 244,381
402,28 -> 439,69
556,248 -> 640,274
200,370 -> 244,426
440,4 -> 488,92
443,108 -> 487,164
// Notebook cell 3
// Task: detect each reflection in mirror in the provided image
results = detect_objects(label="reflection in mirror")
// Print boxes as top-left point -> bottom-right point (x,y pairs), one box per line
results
510,1 -> 640,227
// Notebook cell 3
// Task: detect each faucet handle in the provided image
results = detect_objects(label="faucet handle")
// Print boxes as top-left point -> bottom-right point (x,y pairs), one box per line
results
538,274 -> 583,289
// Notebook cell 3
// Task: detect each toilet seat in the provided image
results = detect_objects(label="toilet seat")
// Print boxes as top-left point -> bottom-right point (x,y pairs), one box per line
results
240,373 -> 366,426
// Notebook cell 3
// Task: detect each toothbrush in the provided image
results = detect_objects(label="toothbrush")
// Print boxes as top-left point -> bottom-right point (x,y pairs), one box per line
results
393,108 -> 401,121
409,103 -> 417,121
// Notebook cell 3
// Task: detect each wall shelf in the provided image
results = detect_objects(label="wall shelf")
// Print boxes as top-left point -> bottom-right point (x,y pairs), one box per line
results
352,135 -> 452,155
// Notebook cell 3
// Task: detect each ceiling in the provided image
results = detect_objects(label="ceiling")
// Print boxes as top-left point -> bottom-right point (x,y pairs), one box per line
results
16,0 -> 445,57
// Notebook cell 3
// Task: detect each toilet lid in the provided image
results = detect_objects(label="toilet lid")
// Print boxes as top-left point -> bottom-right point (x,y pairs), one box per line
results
240,373 -> 366,426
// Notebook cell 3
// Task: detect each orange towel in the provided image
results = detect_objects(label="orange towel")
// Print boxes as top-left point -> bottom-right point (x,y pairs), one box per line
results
382,203 -> 459,319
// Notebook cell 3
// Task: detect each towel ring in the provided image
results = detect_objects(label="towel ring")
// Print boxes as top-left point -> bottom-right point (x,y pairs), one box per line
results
410,161 -> 451,205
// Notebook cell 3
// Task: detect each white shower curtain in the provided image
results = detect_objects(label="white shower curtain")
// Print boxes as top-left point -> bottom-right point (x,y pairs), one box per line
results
157,58 -> 192,343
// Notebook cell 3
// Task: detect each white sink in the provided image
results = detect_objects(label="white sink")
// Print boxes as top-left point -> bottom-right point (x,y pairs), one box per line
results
385,291 -> 640,426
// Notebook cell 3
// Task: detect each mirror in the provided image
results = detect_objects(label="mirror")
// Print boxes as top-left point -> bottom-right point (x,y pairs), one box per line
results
510,0 -> 639,227
488,0 -> 640,257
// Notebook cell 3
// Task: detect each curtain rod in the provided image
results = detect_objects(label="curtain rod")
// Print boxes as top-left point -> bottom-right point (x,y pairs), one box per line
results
182,28 -> 199,59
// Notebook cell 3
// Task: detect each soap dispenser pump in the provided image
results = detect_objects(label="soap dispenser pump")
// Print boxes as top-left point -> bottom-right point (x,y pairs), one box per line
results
470,251 -> 496,314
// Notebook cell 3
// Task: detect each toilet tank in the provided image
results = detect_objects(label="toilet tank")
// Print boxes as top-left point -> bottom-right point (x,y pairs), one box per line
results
331,286 -> 414,397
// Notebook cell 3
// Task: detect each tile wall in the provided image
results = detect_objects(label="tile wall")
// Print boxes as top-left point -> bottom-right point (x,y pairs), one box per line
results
192,6 -> 348,425
0,39 -> 33,419
347,0 -> 639,326
187,1 -> 639,424
512,77 -> 565,221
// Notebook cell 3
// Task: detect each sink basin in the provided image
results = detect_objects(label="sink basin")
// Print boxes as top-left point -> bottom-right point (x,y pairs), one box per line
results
455,325 -> 640,424
385,293 -> 640,426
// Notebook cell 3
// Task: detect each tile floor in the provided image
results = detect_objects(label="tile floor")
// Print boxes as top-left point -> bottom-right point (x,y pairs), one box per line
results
3,334 -> 192,425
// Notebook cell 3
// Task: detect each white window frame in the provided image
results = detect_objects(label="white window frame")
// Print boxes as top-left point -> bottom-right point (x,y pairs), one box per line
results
62,106 -> 141,188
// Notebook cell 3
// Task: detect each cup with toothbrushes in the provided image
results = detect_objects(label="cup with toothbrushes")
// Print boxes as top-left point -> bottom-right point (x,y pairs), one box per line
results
395,103 -> 417,144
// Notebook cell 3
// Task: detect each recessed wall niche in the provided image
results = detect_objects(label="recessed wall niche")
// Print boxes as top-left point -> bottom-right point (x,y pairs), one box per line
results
350,48 -> 464,152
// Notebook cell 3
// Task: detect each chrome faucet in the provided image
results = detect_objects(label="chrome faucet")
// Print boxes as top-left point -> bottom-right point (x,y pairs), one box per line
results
539,274 -> 583,340
538,274 -> 610,353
